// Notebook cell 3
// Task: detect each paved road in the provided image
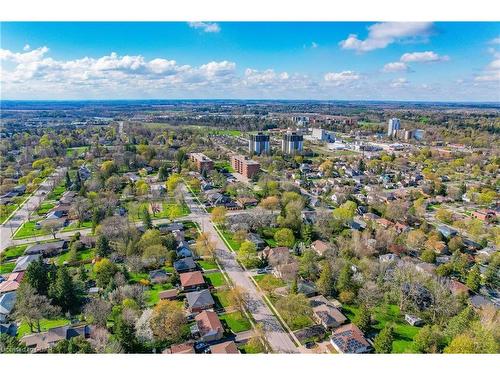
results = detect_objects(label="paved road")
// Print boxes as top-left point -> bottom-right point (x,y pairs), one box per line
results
0,168 -> 66,253
182,185 -> 299,353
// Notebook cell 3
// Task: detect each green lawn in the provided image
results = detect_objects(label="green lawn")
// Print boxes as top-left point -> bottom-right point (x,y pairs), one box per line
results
220,311 -> 252,333
205,272 -> 226,287
209,129 -> 242,136
198,259 -> 218,270
0,204 -> 19,224
36,202 -> 56,216
54,248 -> 95,266
220,230 -> 241,251
145,283 -> 174,306
343,304 -> 421,353
13,220 -> 49,239
161,202 -> 190,219
127,201 -> 190,221
47,184 -> 66,201
213,289 -> 231,308
0,244 -> 28,261
66,146 -> 89,157
0,262 -> 15,274
60,220 -> 93,232
253,274 -> 285,290
129,271 -> 150,283
17,318 -> 71,338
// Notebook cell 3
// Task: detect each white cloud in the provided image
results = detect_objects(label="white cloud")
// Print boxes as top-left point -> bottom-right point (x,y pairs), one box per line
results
475,48 -> 500,82
324,70 -> 360,85
390,78 -> 408,88
339,22 -> 433,52
382,51 -> 448,73
489,36 -> 500,45
188,22 -> 220,33
23,44 -> 31,51
382,62 -> 408,73
400,51 -> 449,63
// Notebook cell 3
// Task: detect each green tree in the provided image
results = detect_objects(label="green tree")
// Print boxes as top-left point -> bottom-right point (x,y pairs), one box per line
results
413,324 -> 445,353
274,228 -> 295,248
96,235 -> 111,258
50,336 -> 95,353
142,207 -> 152,229
336,263 -> 354,293
113,313 -> 139,353
24,257 -> 53,296
353,305 -> 371,333
421,249 -> 436,264
316,261 -> 335,297
14,283 -> 60,333
94,258 -> 119,288
49,266 -> 81,314
466,264 -> 481,292
237,241 -> 259,268
373,325 -> 394,353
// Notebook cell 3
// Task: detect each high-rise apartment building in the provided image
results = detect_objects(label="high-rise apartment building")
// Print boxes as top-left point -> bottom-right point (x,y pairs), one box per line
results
282,132 -> 303,155
249,132 -> 270,155
230,155 -> 260,179
387,118 -> 401,137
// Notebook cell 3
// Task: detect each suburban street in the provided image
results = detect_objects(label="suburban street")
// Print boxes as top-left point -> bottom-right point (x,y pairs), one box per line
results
182,185 -> 300,353
0,167 -> 66,253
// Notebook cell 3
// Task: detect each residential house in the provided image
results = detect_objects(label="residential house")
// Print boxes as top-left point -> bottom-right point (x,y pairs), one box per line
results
186,289 -> 215,313
437,225 -> 458,239
176,241 -> 193,258
247,233 -> 266,250
174,257 -> 197,273
311,297 -> 347,329
0,292 -> 16,323
12,254 -> 40,273
180,271 -> 205,291
24,240 -> 67,257
149,269 -> 170,284
330,324 -> 371,354
193,310 -> 224,342
22,325 -> 91,353
158,289 -> 179,301
0,322 -> 17,336
210,341 -> 239,354
311,240 -> 330,256
164,342 -> 195,354
0,272 -> 24,294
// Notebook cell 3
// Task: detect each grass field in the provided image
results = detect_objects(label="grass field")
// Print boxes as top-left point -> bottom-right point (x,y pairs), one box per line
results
209,129 -> 242,136
253,274 -> 285,291
198,259 -> 218,270
220,311 -> 252,333
55,248 -> 95,265
213,289 -> 231,308
13,220 -> 49,239
0,262 -> 16,274
145,283 -> 174,306
204,272 -> 226,287
47,184 -> 66,201
17,318 -> 71,338
60,220 -> 93,232
0,204 -> 19,224
0,244 -> 28,262
36,202 -> 56,216
220,230 -> 241,251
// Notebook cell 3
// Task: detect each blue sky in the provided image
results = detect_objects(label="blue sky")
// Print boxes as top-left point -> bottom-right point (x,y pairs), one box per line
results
1,22 -> 499,101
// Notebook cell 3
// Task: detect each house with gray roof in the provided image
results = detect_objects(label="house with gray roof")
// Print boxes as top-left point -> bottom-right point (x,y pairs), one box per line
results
186,289 -> 215,313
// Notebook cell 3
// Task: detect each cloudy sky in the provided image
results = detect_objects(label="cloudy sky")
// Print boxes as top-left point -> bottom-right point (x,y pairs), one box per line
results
1,22 -> 499,101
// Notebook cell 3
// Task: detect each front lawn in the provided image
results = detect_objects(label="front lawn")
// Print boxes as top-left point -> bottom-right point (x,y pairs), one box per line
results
0,204 -> 19,224
219,229 -> 241,251
13,220 -> 49,239
205,272 -> 226,287
1,244 -> 28,261
47,184 -> 66,201
36,202 -> 56,216
198,259 -> 218,271
0,262 -> 15,274
60,220 -> 93,232
220,311 -> 252,333
17,318 -> 71,338
213,289 -> 231,309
